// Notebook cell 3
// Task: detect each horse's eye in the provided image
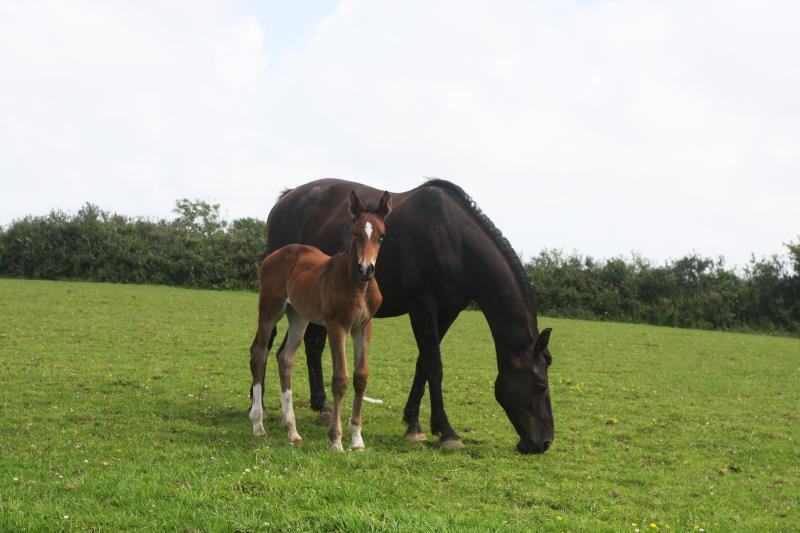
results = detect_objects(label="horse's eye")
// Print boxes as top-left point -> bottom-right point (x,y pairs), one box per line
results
379,236 -> 385,243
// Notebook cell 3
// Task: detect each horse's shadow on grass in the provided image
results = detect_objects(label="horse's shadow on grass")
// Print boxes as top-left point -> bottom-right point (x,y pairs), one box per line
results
156,397 -> 499,457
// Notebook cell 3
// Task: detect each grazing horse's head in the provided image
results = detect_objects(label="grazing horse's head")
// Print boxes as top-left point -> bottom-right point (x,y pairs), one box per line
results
494,328 -> 554,454
348,190 -> 392,282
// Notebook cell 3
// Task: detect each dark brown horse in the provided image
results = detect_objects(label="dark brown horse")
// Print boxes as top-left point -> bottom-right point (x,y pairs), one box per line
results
250,190 -> 391,451
265,179 -> 553,454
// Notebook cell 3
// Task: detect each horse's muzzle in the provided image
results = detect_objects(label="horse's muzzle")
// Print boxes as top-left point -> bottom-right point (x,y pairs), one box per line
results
516,438 -> 552,454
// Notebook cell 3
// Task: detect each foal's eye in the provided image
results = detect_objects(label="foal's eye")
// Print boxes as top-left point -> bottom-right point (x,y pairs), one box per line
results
378,236 -> 385,243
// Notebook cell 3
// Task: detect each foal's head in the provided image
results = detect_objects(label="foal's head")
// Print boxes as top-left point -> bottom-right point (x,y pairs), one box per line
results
348,190 -> 392,282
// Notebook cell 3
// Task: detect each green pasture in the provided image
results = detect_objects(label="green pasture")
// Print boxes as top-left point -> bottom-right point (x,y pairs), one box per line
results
0,279 -> 797,531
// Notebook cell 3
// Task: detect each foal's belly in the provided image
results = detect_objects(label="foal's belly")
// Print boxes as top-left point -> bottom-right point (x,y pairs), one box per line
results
286,293 -> 325,326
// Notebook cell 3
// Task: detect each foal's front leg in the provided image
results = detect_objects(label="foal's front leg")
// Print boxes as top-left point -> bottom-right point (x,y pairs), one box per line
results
349,321 -> 371,450
327,324 -> 349,452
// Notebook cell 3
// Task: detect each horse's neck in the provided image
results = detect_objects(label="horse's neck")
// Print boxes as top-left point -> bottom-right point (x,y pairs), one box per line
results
468,247 -> 534,356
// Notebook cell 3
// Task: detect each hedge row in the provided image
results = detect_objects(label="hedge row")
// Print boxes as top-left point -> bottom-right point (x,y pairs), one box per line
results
526,248 -> 800,334
1,202 -> 798,334
0,201 -> 264,291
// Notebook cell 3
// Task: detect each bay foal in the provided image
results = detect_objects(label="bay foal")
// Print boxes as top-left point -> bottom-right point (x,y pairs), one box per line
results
249,190 -> 391,451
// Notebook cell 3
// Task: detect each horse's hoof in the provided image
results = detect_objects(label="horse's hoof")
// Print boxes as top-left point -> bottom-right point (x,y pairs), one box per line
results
440,438 -> 464,450
404,431 -> 427,442
331,441 -> 344,453
351,443 -> 365,452
317,409 -> 333,426
253,426 -> 266,438
288,432 -> 303,445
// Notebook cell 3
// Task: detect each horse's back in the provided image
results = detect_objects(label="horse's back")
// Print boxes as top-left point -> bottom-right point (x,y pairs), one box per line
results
267,179 -> 385,256
267,178 -> 459,254
265,179 -> 477,316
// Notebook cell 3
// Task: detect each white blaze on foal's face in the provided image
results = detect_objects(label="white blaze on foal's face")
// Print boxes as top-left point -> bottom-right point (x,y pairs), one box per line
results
360,222 -> 375,270
353,215 -> 384,279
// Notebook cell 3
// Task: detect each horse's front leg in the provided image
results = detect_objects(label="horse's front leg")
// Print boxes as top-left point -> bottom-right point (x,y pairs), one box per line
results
327,324 -> 349,452
403,306 -> 462,446
402,355 -> 427,441
408,305 -> 462,449
349,321 -> 371,450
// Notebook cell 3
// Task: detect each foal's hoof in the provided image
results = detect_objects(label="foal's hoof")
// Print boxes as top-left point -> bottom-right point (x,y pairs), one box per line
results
287,432 -> 303,445
331,441 -> 344,453
253,426 -> 266,438
316,409 -> 333,426
404,430 -> 427,442
440,438 -> 464,451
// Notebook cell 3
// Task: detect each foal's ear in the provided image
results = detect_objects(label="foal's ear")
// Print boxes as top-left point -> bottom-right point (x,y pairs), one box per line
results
533,328 -> 552,355
376,191 -> 392,218
348,191 -> 364,219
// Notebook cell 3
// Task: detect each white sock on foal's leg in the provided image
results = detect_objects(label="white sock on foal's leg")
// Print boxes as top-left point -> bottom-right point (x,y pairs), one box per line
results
249,384 -> 266,437
281,389 -> 302,443
349,422 -> 365,450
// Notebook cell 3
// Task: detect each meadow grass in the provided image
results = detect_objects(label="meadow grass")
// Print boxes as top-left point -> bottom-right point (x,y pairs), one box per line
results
0,279 -> 798,532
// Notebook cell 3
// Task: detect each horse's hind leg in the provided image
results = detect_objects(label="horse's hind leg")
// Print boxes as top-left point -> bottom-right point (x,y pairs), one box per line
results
277,307 -> 308,444
349,321 -> 371,450
303,324 -> 331,425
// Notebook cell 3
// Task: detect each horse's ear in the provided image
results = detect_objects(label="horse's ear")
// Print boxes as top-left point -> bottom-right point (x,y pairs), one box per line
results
376,191 -> 392,218
348,191 -> 364,220
533,328 -> 552,356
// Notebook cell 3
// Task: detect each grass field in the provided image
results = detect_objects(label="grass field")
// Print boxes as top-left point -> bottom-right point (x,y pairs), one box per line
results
0,279 -> 798,532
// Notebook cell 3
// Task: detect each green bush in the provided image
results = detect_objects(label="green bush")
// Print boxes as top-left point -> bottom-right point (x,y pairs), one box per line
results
526,246 -> 799,335
0,200 -> 264,291
1,203 -> 797,335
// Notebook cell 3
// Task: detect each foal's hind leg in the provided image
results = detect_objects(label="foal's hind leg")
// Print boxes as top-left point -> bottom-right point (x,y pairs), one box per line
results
277,307 -> 308,444
349,321 -> 371,450
249,317 -> 278,437
249,299 -> 285,437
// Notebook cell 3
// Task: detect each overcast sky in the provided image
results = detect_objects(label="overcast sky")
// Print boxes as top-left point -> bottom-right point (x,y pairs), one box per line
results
1,1 -> 798,266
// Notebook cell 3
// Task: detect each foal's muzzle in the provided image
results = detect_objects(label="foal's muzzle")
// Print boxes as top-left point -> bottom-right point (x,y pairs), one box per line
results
358,263 -> 375,281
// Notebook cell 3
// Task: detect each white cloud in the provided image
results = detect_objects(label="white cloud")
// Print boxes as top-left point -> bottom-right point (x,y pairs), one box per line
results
1,1 -> 798,265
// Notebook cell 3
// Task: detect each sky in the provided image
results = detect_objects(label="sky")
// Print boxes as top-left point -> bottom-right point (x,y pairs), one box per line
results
1,1 -> 798,267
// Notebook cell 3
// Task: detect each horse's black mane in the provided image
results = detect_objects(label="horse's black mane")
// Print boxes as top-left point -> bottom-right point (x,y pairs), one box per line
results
421,179 -> 540,329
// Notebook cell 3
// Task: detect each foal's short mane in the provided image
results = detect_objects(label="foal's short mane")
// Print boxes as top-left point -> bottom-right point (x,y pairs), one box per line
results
421,179 -> 540,331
